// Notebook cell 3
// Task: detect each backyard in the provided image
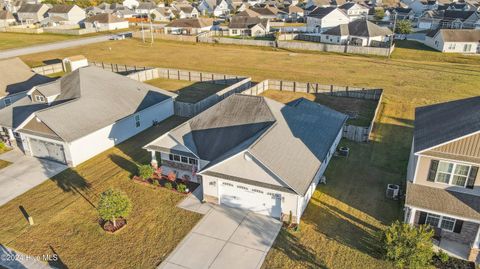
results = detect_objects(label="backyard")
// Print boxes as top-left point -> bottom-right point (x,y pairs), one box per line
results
0,38 -> 477,268
144,78 -> 231,103
0,33 -> 79,51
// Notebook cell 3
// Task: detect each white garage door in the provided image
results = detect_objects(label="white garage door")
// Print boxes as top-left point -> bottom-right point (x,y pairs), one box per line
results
219,181 -> 282,218
29,138 -> 66,164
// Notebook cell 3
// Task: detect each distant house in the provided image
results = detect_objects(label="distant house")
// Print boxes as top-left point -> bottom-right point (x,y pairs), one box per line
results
391,7 -> 415,20
151,7 -> 174,21
440,10 -> 480,29
173,6 -> 200,18
197,0 -> 233,16
405,96 -> 480,262
338,2 -> 369,21
305,0 -> 335,9
0,66 -> 176,166
144,94 -> 347,222
249,6 -> 285,20
17,3 -> 49,23
320,19 -> 392,46
280,5 -> 304,22
164,18 -> 214,35
47,4 -> 86,25
0,10 -> 16,27
407,0 -> 438,16
0,58 -> 53,110
84,13 -> 129,31
425,29 -> 480,53
418,10 -> 444,29
228,16 -> 270,36
122,0 -> 139,9
306,7 -> 350,33
136,1 -> 157,14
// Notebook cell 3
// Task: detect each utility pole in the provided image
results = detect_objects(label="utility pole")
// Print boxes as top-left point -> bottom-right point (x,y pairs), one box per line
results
388,12 -> 397,59
150,18 -> 154,44
141,19 -> 145,43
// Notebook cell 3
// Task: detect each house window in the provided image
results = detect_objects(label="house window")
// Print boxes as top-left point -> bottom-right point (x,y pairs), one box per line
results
188,158 -> 198,165
4,98 -> 11,107
35,95 -> 45,102
222,182 -> 233,187
464,44 -> 472,52
232,29 -> 237,34
448,43 -> 456,50
181,156 -> 188,163
426,213 -> 456,232
173,155 -> 180,161
435,161 -> 472,187
237,185 -> 248,190
169,154 -> 174,160
252,189 -> 263,194
135,115 -> 140,128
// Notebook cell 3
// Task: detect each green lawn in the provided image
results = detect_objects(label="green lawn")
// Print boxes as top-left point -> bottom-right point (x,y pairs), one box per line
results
145,78 -> 230,103
0,116 -> 203,269
10,39 -> 480,268
0,33 -> 79,51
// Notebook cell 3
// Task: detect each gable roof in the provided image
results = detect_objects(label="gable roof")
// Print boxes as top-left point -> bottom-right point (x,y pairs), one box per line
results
229,16 -> 268,28
308,6 -> 343,18
0,10 -> 15,20
17,66 -> 176,142
48,4 -> 76,14
427,29 -> 480,42
136,1 -> 157,9
85,13 -> 124,23
0,58 -> 54,97
443,10 -> 475,20
323,20 -> 392,37
17,3 -> 46,13
166,17 -> 213,28
145,94 -> 347,195
414,96 -> 480,153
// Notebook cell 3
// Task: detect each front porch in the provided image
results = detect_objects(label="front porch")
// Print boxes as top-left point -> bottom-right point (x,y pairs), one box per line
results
148,149 -> 201,183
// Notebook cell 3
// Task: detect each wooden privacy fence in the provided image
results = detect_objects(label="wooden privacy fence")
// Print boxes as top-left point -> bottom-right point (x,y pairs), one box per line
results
244,80 -> 383,142
32,63 -> 64,75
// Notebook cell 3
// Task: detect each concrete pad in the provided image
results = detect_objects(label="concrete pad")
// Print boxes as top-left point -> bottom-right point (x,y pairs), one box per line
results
159,262 -> 188,269
192,207 -> 247,240
167,233 -> 225,269
229,213 -> 282,251
209,242 -> 265,269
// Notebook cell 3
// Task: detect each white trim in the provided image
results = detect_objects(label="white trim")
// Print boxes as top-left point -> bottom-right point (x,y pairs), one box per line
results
415,130 -> 480,155
14,113 -> 37,131
433,160 -> 472,188
413,151 -> 421,184
406,204 -> 480,224
425,212 -> 456,232
420,152 -> 480,167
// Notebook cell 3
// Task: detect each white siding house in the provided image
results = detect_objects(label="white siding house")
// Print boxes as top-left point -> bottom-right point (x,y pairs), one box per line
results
425,29 -> 480,53
306,7 -> 350,33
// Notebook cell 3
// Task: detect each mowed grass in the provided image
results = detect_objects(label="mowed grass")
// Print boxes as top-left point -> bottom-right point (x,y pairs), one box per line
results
145,78 -> 229,103
13,39 -> 480,268
0,116 -> 203,269
260,90 -> 378,126
0,33 -> 80,51
0,159 -> 11,170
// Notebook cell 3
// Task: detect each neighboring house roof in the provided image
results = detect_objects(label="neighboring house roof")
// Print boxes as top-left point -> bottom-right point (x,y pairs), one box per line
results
406,182 -> 480,221
0,10 -> 15,20
0,58 -> 54,97
249,6 -> 278,16
85,13 -> 125,23
286,5 -> 304,13
137,1 -> 156,9
145,94 -> 347,195
323,20 -> 392,37
229,16 -> 268,28
443,10 -> 475,20
166,17 -> 213,28
438,29 -> 480,42
420,9 -> 444,19
179,6 -> 195,13
338,2 -> 368,10
17,3 -> 45,13
308,6 -> 341,18
48,4 -> 75,14
413,96 -> 480,153
15,66 -> 176,142
237,8 -> 262,17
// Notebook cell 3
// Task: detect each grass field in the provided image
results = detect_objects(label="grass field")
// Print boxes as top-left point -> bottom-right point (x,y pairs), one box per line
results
260,90 -> 378,126
0,33 -> 80,51
145,78 -> 229,103
0,116 -> 203,269
7,38 -> 480,268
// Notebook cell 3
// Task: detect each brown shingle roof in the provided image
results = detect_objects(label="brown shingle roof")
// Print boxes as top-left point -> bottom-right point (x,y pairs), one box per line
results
0,58 -> 54,97
17,3 -> 46,13
0,10 -> 15,20
85,13 -> 124,23
406,182 -> 480,221
166,18 -> 213,28
229,16 -> 268,29
439,29 -> 480,42
49,4 -> 75,14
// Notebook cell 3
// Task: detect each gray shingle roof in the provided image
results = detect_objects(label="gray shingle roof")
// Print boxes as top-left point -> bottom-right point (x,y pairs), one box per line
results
437,29 -> 480,42
166,18 -> 213,28
414,96 -> 480,153
85,13 -> 124,23
0,58 -> 54,97
17,3 -> 45,13
229,16 -> 268,29
48,4 -> 75,13
0,96 -> 49,129
20,66 -> 176,142
145,94 -> 347,195
308,6 -> 338,18
323,20 -> 392,37
406,182 -> 480,221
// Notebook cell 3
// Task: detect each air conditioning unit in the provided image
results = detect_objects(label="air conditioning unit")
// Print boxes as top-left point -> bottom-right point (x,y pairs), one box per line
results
386,184 -> 400,200
338,147 -> 350,157
320,176 -> 327,184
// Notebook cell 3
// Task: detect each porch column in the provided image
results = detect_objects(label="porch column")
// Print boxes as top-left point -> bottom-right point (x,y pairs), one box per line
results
474,226 -> 480,249
150,150 -> 158,169
406,207 -> 416,224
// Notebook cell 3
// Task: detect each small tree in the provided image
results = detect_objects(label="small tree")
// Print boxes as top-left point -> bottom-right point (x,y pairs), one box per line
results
374,9 -> 385,21
383,221 -> 434,269
149,13 -> 156,22
97,189 -> 132,227
138,164 -> 154,180
395,20 -> 412,35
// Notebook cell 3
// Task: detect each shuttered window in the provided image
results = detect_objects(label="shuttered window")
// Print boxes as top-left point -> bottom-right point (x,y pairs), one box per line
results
428,159 -> 478,188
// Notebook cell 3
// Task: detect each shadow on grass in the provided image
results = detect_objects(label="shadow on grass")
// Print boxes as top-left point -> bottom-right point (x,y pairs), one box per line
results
49,169 -> 95,208
48,245 -> 67,269
109,154 -> 138,178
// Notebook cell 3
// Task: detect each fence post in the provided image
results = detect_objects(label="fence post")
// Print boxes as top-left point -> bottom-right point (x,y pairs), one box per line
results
280,80 -> 283,91
111,64 -> 114,72
116,64 -> 119,72
177,70 -> 180,80
189,71 -> 191,81
330,85 -> 333,95
200,72 -> 202,82
346,86 -> 349,97
307,83 -> 310,93
167,69 -> 170,79
102,62 -> 104,69
315,83 -> 319,93
293,81 -> 296,92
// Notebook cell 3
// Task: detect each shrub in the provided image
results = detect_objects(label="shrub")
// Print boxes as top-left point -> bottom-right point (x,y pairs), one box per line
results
165,182 -> 173,190
176,183 -> 187,193
97,188 -> 132,228
438,250 -> 449,263
167,171 -> 176,182
374,9 -> 385,21
383,221 -> 434,269
152,180 -> 160,187
395,20 -> 412,35
138,164 -> 154,180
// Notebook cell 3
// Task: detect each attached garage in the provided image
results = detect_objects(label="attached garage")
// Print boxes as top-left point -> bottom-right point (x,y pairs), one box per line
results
218,181 -> 282,218
28,138 -> 66,164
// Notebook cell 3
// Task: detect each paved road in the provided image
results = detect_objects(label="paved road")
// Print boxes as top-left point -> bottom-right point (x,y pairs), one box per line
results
0,35 -> 111,59
0,150 -> 67,206
159,205 -> 282,269
0,244 -> 54,269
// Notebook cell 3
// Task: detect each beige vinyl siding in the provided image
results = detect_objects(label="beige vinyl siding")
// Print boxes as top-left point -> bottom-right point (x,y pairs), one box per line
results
429,133 -> 480,158
22,117 -> 60,138
414,154 -> 480,195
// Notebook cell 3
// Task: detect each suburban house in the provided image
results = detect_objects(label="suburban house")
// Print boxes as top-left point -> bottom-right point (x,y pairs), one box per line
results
320,19 -> 392,46
151,7 -> 174,21
280,5 -> 304,22
408,0 -> 438,16
425,29 -> 480,53
122,0 -> 139,9
0,58 -> 53,109
16,3 -> 49,23
338,2 -> 369,21
144,94 -> 347,223
173,6 -> 199,18
136,1 -> 157,14
47,4 -> 86,25
305,0 -> 336,9
0,66 -> 176,166
197,0 -> 233,16
0,10 -> 16,27
249,6 -> 284,20
228,16 -> 270,36
390,7 -> 415,20
405,96 -> 480,262
164,18 -> 214,35
84,13 -> 129,31
306,7 -> 350,33
418,10 -> 444,29
439,10 -> 480,29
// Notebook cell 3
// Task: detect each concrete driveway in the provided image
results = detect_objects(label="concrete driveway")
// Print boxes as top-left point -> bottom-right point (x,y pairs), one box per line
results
160,206 -> 282,269
0,150 -> 67,206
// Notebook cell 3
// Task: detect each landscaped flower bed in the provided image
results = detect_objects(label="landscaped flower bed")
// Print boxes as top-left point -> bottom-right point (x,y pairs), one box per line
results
133,165 -> 199,194
100,217 -> 127,234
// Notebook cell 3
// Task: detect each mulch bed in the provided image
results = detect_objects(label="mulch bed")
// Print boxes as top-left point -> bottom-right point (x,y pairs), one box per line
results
431,255 -> 475,269
132,175 -> 199,194
100,217 -> 127,234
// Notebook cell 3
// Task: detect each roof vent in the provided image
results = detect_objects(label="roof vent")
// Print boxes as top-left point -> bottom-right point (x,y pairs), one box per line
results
244,152 -> 252,161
